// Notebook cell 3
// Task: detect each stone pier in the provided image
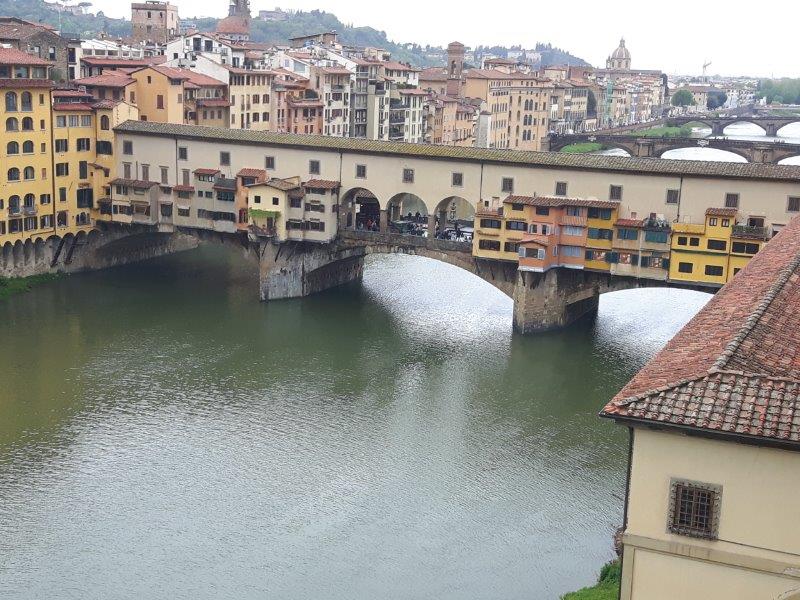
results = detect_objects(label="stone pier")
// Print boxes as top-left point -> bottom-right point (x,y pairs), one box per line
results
512,268 -> 601,334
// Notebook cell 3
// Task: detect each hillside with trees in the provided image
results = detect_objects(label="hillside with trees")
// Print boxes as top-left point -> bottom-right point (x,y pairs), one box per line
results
0,0 -> 590,68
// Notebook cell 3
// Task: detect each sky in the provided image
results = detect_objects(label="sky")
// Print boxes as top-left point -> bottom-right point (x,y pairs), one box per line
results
86,0 -> 799,77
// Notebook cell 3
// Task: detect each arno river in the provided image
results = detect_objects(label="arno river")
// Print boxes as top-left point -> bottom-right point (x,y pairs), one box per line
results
0,246 -> 710,599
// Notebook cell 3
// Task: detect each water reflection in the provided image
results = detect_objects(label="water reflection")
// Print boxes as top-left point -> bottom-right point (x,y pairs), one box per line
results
0,248 -> 711,600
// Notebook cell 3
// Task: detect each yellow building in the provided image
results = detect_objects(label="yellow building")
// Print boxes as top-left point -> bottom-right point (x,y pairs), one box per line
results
584,201 -> 620,271
130,65 -> 188,124
1,48 -> 55,245
669,207 -> 767,285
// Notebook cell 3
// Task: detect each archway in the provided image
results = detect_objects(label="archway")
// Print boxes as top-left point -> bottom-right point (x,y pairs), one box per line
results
386,193 -> 427,236
778,155 -> 800,166
340,187 -> 382,231
721,120 -> 768,137
432,196 -> 476,241
659,148 -> 748,163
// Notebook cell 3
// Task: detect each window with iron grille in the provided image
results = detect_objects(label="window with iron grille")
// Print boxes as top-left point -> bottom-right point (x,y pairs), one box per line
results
724,193 -> 739,208
356,164 -> 367,178
555,181 -> 567,196
309,160 -> 320,175
452,172 -> 463,187
265,156 -> 275,170
609,185 -> 623,201
220,151 -> 231,166
788,196 -> 800,212
501,177 -> 514,193
668,480 -> 721,539
403,168 -> 414,183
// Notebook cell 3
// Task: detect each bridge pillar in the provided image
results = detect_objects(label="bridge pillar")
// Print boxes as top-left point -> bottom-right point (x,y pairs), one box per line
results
512,268 -> 600,334
711,123 -> 726,137
380,209 -> 388,232
427,213 -> 436,237
258,241 -> 364,300
765,123 -> 779,137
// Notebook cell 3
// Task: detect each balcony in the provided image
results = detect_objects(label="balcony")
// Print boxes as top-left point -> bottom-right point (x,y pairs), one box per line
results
22,205 -> 37,216
733,225 -> 769,240
8,206 -> 21,217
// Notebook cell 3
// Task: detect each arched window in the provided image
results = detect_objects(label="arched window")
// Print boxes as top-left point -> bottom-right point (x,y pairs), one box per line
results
9,195 -> 20,210
21,117 -> 33,131
7,141 -> 19,155
22,140 -> 33,154
5,91 -> 17,112
8,168 -> 20,181
6,117 -> 18,131
24,193 -> 35,207
100,115 -> 110,130
20,92 -> 32,112
23,166 -> 34,180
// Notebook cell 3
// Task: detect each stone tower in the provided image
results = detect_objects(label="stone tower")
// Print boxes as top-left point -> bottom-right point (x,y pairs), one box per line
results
446,41 -> 465,97
229,0 -> 251,17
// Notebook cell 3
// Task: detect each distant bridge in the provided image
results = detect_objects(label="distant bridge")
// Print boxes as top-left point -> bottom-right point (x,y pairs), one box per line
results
665,115 -> 800,137
548,134 -> 800,163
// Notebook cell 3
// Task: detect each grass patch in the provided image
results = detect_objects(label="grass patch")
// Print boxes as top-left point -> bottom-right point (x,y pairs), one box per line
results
561,560 -> 621,600
0,273 -> 62,300
560,142 -> 604,153
631,124 -> 698,138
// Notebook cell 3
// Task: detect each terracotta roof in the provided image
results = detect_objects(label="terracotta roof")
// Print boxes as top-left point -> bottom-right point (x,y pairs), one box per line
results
196,98 -> 231,107
0,48 -> 51,66
181,70 -> 226,87
601,216 -> 800,448
237,168 -> 267,180
419,68 -> 448,82
319,67 -> 353,76
92,100 -> 121,109
706,207 -> 738,217
193,168 -> 220,175
147,65 -> 191,81
0,78 -> 53,89
383,61 -> 420,72
173,185 -> 195,192
81,56 -> 166,66
110,178 -> 158,189
114,120 -> 800,183
216,15 -> 250,35
504,195 -> 620,209
261,178 -> 301,191
615,218 -> 645,227
304,179 -> 340,190
53,102 -> 94,112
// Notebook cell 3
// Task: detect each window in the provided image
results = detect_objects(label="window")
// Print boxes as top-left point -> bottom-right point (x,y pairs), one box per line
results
503,242 -> 519,253
555,181 -> 567,196
220,151 -> 230,166
68,116 -> 78,128
732,242 -> 760,255
587,228 -> 613,240
355,164 -> 367,179
788,197 -> 800,213
561,245 -> 582,258
55,115 -> 66,128
678,262 -> 693,273
178,147 -> 188,161
7,141 -> 19,155
141,165 -> 150,181
272,197 -> 280,206
101,115 -> 110,130
161,167 -> 169,185
707,239 -> 727,251
7,167 -> 20,181
452,172 -> 463,187
709,218 -> 718,226
6,117 -> 18,131
21,140 -> 33,154
20,92 -> 32,112
535,207 -> 550,216
123,163 -> 132,179
479,218 -> 502,229
644,230 -> 668,244
506,220 -> 527,231
588,207 -> 613,220
668,480 -> 721,539
689,237 -> 700,247
80,115 -> 91,127
609,185 -> 623,201
724,193 -> 739,209
478,239 -> 501,251
23,166 -> 34,180
77,138 -> 91,152
403,168 -> 414,183
562,225 -> 583,237
55,139 -> 68,153
123,141 -> 133,155
5,91 -> 17,111
617,228 -> 638,241
265,156 -> 275,170
157,95 -> 165,110
97,141 -> 113,155
501,177 -> 514,193
722,219 -> 730,227
565,206 -> 582,217
309,160 -> 320,175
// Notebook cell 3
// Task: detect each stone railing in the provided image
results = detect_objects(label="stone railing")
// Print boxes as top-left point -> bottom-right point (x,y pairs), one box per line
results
340,229 -> 473,253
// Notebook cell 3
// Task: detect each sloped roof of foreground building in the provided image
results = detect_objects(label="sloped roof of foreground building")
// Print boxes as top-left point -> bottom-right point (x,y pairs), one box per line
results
601,216 -> 800,449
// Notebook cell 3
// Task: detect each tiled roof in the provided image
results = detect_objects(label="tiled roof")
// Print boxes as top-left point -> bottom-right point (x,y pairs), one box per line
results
53,102 -> 93,111
92,100 -> 121,109
196,98 -> 231,107
81,56 -> 166,66
505,195 -> 621,209
193,168 -> 221,175
616,218 -> 645,227
213,177 -> 237,191
0,48 -> 51,66
173,185 -> 195,192
75,73 -> 135,87
601,215 -> 800,448
114,120 -> 800,182
262,178 -> 301,191
110,178 -> 158,189
419,68 -> 447,82
304,179 -> 340,189
0,78 -> 53,89
237,168 -> 266,179
706,207 -> 738,217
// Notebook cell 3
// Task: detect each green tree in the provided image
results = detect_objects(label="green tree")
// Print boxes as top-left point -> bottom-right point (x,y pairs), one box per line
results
671,89 -> 696,107
587,90 -> 597,117
707,90 -> 728,110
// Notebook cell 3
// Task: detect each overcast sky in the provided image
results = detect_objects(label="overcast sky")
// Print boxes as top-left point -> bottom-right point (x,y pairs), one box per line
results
87,0 -> 798,77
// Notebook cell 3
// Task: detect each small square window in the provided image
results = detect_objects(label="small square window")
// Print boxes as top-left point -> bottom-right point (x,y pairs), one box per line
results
689,237 -> 700,247
501,177 -> 514,193
272,197 -> 279,206
178,147 -> 188,160
666,189 -> 680,204
609,185 -> 623,201
725,193 -> 739,209
403,168 -> 414,184
309,160 -> 320,175
265,156 -> 275,170
709,218 -> 718,226
254,195 -> 261,204
356,164 -> 367,179
220,151 -> 230,166
452,172 -> 463,187
788,196 -> 800,213
123,141 -> 133,155
555,181 -> 567,196
668,479 -> 721,539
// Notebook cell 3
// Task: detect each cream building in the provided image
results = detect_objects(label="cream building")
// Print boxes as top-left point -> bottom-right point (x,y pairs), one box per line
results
601,215 -> 800,600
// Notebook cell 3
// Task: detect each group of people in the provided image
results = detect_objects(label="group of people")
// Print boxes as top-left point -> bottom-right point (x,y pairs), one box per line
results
357,219 -> 380,232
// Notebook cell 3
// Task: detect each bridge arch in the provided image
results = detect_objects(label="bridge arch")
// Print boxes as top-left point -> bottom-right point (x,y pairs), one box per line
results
432,196 -> 476,238
340,187 -> 382,231
387,192 -> 427,222
659,147 -> 749,163
778,155 -> 800,166
721,119 -> 770,136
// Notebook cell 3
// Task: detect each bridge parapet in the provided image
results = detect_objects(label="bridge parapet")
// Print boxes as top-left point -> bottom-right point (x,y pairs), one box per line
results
339,229 -> 473,254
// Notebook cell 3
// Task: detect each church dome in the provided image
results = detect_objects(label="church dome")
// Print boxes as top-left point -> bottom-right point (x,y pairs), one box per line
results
611,38 -> 631,60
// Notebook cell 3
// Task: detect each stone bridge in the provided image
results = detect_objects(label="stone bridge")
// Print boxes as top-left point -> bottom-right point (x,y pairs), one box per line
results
548,134 -> 800,163
665,115 -> 800,137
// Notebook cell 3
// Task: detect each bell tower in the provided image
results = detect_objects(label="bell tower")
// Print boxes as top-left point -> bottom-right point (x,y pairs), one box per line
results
446,41 -> 465,97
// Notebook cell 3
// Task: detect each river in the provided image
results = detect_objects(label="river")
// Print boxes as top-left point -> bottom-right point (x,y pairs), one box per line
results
596,121 -> 800,163
0,246 -> 711,599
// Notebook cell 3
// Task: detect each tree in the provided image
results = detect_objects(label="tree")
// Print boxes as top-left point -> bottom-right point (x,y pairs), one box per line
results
587,90 -> 597,117
671,89 -> 696,108
707,90 -> 728,110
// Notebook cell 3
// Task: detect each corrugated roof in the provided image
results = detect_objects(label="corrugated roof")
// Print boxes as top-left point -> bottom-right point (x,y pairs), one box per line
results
601,215 -> 800,447
114,120 -> 800,182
